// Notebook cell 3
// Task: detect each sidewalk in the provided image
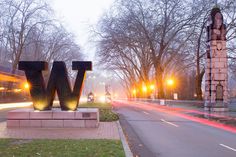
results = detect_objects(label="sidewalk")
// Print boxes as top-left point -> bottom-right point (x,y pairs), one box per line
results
0,121 -> 120,139
167,103 -> 236,118
139,99 -> 236,118
0,120 -> 133,157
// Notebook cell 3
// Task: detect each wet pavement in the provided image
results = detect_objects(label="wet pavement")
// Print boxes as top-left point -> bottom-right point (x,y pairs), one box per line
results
114,100 -> 236,157
134,99 -> 236,128
185,111 -> 236,127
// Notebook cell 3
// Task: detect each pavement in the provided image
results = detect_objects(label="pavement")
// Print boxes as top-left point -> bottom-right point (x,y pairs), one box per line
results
2,99 -> 236,157
0,121 -> 120,139
168,103 -> 236,118
146,99 -> 236,117
137,99 -> 236,126
0,105 -> 133,157
0,106 -> 119,140
113,100 -> 236,157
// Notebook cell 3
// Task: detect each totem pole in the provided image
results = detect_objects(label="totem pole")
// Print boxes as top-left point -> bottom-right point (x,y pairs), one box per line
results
205,7 -> 228,111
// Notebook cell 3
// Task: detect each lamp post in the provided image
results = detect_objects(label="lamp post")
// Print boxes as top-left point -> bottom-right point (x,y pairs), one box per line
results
167,79 -> 174,99
132,89 -> 137,99
21,81 -> 30,100
142,85 -> 147,99
149,84 -> 155,100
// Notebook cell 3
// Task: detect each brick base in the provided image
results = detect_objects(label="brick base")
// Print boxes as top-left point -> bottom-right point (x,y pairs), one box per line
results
7,108 -> 99,128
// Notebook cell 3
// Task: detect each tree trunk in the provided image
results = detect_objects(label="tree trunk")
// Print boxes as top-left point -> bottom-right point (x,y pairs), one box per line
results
195,77 -> 202,100
195,68 -> 205,100
155,65 -> 165,99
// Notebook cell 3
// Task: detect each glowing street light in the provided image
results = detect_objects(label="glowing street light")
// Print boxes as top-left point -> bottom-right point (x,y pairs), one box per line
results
132,89 -> 137,99
142,86 -> 147,93
0,87 -> 5,91
166,78 -> 174,99
167,79 -> 174,86
150,84 -> 155,90
23,82 -> 30,89
13,89 -> 22,93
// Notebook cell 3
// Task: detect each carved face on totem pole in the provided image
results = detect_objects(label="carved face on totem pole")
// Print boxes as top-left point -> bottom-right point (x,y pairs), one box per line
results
207,7 -> 226,41
214,12 -> 223,29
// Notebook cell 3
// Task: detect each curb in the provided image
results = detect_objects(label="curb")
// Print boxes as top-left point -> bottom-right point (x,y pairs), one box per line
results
116,121 -> 133,157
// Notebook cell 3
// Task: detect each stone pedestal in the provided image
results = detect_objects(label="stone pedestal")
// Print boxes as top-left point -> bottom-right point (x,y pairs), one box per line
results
7,108 -> 99,128
204,40 -> 228,111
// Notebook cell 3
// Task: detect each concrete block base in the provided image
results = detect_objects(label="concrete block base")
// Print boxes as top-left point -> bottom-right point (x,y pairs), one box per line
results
7,108 -> 99,128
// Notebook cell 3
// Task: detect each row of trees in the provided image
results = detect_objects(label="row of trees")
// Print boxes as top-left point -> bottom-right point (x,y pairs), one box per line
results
95,0 -> 236,99
0,0 -> 82,82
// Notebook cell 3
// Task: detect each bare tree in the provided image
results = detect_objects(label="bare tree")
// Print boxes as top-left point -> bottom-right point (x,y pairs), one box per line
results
0,0 -> 83,90
1,0 -> 52,76
21,23 -> 82,79
95,0 -> 197,98
23,24 -> 82,63
95,0 -> 154,94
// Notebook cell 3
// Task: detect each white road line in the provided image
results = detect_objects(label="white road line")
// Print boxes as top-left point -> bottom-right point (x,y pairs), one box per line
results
143,111 -> 149,115
161,119 -> 179,127
220,144 -> 236,152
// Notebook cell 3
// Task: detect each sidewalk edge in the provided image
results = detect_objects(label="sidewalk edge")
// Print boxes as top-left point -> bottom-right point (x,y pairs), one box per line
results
116,121 -> 133,157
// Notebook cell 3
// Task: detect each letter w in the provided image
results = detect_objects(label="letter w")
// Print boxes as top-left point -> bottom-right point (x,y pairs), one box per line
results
19,61 -> 92,111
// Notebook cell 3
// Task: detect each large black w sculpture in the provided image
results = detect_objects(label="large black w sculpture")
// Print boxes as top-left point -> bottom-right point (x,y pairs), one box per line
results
19,61 -> 92,111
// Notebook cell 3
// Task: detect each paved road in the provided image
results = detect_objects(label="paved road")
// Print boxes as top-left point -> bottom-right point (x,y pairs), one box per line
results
113,100 -> 236,157
0,107 -> 31,122
0,102 -> 32,122
0,108 -> 14,122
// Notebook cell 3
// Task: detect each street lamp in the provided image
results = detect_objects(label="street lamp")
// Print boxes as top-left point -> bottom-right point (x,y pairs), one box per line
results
20,81 -> 30,100
142,86 -> 147,93
149,84 -> 156,99
167,79 -> 174,86
23,82 -> 30,90
132,89 -> 137,99
142,85 -> 148,99
166,78 -> 174,99
0,87 -> 5,91
150,84 -> 155,90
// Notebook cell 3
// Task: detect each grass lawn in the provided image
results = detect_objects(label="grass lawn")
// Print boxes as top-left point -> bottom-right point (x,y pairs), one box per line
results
0,139 -> 125,157
79,102 -> 112,109
79,102 -> 119,122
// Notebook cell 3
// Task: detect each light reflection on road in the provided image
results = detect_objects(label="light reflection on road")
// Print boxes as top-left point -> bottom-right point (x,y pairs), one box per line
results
0,102 -> 32,110
0,97 -> 89,110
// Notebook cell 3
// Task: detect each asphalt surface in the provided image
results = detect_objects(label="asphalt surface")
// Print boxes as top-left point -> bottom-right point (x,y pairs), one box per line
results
113,100 -> 236,157
0,108 -> 12,122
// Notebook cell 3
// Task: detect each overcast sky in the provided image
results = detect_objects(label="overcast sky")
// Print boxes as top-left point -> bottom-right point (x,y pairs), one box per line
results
51,0 -> 114,61
50,0 -> 123,96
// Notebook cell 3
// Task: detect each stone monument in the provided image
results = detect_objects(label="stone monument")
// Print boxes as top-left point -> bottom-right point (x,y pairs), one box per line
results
7,61 -> 99,128
204,7 -> 228,111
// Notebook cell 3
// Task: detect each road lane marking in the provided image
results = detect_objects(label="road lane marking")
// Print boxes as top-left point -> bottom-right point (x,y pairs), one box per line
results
220,144 -> 236,152
143,111 -> 149,115
161,119 -> 179,127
